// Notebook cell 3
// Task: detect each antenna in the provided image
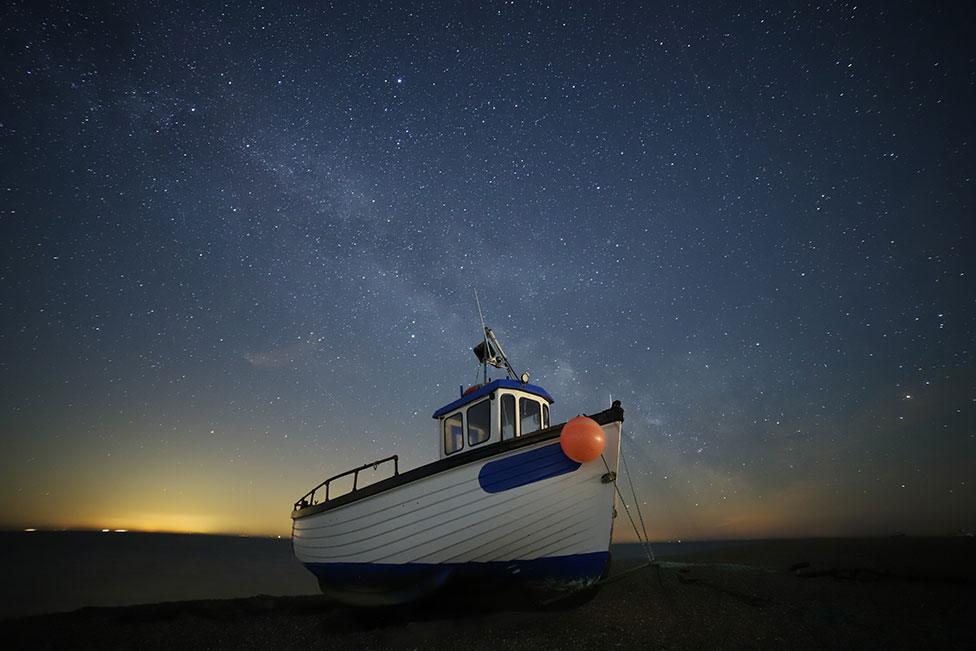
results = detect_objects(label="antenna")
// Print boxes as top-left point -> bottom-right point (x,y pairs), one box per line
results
474,289 -> 490,384
474,288 -> 488,332
471,290 -> 521,382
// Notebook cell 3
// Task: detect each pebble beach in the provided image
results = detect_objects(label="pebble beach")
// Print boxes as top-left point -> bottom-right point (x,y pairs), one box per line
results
3,536 -> 973,649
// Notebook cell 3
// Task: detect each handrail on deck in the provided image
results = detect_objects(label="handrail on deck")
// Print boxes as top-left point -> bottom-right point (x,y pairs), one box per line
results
294,455 -> 399,510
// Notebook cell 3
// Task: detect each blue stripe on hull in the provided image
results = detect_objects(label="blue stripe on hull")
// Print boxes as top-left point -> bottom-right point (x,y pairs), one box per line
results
305,551 -> 609,605
478,442 -> 580,493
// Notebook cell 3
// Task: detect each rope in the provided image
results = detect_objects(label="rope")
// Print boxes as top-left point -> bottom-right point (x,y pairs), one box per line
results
601,453 -> 655,565
621,451 -> 655,562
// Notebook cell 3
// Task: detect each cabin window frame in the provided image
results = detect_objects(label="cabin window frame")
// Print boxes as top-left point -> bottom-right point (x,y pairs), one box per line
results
443,410 -> 464,455
466,398 -> 491,447
500,393 -> 516,440
519,397 -> 542,435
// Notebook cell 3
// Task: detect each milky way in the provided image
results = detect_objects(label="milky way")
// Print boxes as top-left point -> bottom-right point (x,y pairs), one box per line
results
2,1 -> 973,538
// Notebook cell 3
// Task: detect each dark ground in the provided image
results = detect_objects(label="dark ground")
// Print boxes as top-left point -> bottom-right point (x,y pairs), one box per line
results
2,537 -> 974,650
0,532 -> 318,620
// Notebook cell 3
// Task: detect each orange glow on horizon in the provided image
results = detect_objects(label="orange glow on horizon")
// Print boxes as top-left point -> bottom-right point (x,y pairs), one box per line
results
11,524 -> 288,538
9,510 -> 291,538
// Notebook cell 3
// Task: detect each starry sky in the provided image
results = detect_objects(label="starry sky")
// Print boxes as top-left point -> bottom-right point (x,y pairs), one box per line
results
1,1 -> 973,539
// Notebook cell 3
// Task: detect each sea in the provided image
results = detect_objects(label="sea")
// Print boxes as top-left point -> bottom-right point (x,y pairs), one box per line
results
0,531 -> 746,619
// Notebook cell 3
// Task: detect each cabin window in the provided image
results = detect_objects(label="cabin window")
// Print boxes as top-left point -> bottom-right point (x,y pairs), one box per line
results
443,412 -> 464,455
542,403 -> 550,429
467,399 -> 491,446
500,394 -> 516,439
520,398 -> 541,434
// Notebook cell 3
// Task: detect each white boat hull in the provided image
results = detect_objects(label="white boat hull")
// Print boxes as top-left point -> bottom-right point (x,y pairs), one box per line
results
292,417 -> 622,605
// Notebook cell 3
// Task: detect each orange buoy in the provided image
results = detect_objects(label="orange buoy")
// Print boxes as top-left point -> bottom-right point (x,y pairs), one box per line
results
560,416 -> 605,463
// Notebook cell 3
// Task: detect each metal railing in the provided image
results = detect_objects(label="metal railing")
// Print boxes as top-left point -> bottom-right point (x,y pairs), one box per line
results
294,455 -> 399,510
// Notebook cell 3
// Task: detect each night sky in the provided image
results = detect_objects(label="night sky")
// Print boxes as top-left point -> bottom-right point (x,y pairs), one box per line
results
2,1 -> 973,539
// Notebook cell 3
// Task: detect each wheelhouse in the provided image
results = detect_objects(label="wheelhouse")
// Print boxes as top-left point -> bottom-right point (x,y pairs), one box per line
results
432,379 -> 554,459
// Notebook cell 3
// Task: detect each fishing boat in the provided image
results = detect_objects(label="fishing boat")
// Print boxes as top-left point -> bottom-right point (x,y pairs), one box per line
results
291,326 -> 624,606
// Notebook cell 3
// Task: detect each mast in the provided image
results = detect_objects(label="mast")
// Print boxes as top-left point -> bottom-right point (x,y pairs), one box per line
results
472,290 -> 521,382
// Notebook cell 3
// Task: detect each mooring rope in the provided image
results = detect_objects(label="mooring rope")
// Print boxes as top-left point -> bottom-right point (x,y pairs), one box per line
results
620,451 -> 655,562
601,452 -> 655,565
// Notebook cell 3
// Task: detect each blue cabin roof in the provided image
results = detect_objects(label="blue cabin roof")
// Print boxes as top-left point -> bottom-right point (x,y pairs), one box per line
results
432,379 -> 554,418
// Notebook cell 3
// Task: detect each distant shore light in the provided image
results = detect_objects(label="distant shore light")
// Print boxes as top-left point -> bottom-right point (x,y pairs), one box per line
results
24,528 -> 36,532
